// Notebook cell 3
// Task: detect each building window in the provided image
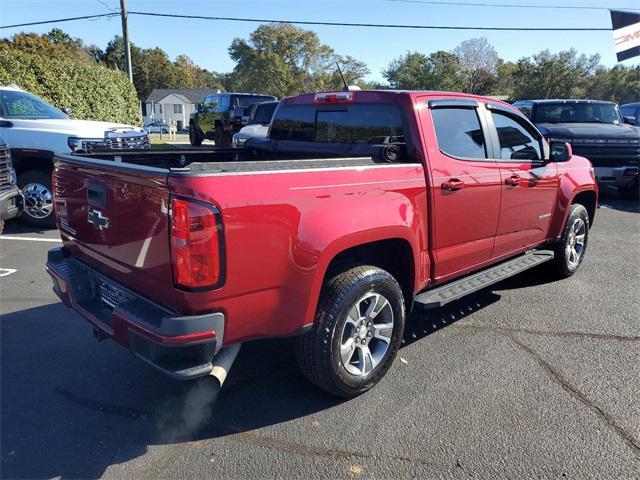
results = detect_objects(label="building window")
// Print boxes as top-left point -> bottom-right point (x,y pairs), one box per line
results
155,104 -> 162,114
174,104 -> 183,114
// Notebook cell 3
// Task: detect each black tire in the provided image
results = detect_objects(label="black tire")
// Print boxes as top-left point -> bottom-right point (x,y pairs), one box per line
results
296,265 -> 406,398
18,169 -> 56,229
547,203 -> 590,278
162,128 -> 168,134
214,127 -> 232,148
619,179 -> 639,202
189,124 -> 203,146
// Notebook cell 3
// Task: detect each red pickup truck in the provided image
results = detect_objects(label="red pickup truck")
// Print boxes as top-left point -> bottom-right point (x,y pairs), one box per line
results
46,90 -> 597,397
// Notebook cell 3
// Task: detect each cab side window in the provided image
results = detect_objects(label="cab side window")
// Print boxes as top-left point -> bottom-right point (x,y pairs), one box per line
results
431,107 -> 487,159
220,95 -> 231,109
490,111 -> 541,161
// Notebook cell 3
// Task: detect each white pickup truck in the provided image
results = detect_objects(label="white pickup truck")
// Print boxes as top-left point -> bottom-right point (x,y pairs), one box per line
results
0,84 -> 149,227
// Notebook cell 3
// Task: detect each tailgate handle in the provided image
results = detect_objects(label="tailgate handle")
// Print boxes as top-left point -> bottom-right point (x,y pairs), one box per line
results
87,180 -> 107,208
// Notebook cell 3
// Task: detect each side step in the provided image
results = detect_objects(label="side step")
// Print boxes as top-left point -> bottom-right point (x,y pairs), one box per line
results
415,250 -> 554,309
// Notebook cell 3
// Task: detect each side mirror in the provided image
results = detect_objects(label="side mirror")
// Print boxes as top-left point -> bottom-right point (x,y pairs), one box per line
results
196,103 -> 203,112
549,141 -> 572,162
623,115 -> 637,126
62,107 -> 71,116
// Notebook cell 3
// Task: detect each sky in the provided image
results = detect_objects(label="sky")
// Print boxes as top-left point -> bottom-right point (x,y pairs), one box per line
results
1,0 -> 639,82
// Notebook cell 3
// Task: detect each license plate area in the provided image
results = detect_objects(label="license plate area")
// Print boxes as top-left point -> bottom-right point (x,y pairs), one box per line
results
94,277 -> 130,310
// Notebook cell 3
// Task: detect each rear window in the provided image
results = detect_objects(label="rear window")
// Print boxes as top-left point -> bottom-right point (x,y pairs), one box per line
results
431,108 -> 487,159
234,95 -> 276,108
270,104 -> 405,144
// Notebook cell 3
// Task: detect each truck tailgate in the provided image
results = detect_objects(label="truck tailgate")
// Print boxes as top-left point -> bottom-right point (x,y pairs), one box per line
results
52,158 -> 177,310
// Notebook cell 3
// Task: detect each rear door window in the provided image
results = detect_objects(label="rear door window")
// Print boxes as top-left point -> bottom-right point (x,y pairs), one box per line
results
430,108 -> 487,159
270,104 -> 404,144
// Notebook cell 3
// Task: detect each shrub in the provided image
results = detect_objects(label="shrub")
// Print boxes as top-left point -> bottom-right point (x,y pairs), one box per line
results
0,48 -> 141,125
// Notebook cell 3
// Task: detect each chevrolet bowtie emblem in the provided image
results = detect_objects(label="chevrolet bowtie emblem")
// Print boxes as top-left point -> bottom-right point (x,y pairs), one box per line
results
88,209 -> 109,230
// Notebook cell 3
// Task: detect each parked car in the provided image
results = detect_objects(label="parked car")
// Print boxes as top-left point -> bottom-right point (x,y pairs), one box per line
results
620,102 -> 640,126
189,92 -> 276,148
232,100 -> 279,147
0,84 -> 149,228
47,90 -> 597,398
144,122 -> 170,134
0,136 -> 22,234
513,99 -> 639,201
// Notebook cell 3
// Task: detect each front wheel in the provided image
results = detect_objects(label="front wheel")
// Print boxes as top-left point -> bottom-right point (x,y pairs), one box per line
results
214,127 -> 232,148
19,169 -> 56,229
547,203 -> 590,278
296,265 -> 405,398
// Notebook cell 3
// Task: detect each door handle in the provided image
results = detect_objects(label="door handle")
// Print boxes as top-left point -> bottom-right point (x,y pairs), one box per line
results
441,179 -> 464,191
0,120 -> 13,128
505,175 -> 520,187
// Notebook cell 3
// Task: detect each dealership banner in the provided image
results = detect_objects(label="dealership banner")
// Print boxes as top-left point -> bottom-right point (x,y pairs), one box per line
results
611,10 -> 640,62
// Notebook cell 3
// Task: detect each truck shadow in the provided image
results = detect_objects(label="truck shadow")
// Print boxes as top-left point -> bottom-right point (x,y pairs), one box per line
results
597,188 -> 639,213
0,269 -> 546,479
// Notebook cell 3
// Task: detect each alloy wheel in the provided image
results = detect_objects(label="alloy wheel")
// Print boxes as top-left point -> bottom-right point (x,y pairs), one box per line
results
339,292 -> 394,377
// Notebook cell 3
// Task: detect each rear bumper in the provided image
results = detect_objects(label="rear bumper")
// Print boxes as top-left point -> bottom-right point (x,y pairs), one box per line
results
46,247 -> 225,380
0,186 -> 22,221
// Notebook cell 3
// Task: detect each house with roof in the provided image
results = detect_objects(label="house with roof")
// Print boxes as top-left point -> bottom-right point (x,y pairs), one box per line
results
143,88 -> 220,130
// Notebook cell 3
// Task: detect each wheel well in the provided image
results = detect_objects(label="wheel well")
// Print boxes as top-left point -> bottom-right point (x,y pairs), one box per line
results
572,190 -> 596,226
324,238 -> 415,306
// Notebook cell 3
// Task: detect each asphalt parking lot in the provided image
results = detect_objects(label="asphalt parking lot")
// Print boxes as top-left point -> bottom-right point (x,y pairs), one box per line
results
1,190 -> 638,479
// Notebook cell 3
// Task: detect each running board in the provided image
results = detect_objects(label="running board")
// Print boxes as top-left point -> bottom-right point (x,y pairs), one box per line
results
415,250 -> 554,309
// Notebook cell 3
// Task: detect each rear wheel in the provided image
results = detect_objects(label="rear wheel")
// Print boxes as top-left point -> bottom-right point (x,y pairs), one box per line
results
19,169 -> 56,229
189,124 -> 203,146
547,204 -> 589,278
296,265 -> 405,398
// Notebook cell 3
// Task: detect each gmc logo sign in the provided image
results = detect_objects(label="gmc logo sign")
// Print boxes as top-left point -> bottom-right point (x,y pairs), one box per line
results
615,29 -> 640,46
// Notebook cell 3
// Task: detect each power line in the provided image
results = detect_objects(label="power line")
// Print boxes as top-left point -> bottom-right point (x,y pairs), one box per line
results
126,11 -> 612,31
0,9 -> 614,31
0,13 -> 117,29
387,0 -> 640,11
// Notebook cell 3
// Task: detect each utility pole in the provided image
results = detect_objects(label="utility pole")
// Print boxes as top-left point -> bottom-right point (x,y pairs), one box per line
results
120,0 -> 133,83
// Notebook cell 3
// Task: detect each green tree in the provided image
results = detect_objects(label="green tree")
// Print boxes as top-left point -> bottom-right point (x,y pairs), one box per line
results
512,49 -> 600,99
228,23 -> 369,97
383,51 -> 465,91
587,65 -> 640,105
0,29 -> 95,63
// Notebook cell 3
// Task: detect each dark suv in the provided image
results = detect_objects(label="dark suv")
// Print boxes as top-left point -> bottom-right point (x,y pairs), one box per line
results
189,93 -> 276,147
513,99 -> 640,201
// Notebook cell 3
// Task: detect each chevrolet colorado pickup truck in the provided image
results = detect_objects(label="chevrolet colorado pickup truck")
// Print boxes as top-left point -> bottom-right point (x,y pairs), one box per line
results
46,90 -> 597,397
513,99 -> 639,201
0,84 -> 149,228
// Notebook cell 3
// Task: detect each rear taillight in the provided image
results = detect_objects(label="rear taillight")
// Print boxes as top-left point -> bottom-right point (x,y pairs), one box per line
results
170,197 -> 223,289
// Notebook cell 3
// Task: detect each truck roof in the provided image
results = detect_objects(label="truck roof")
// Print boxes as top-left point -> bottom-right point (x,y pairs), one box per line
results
281,89 -> 513,108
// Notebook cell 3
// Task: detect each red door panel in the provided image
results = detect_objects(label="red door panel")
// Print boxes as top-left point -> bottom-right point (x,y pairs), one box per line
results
418,99 -> 502,284
493,163 -> 558,258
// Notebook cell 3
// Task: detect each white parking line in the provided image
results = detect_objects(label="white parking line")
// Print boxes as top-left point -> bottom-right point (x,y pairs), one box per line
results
0,236 -> 61,243
0,268 -> 17,277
